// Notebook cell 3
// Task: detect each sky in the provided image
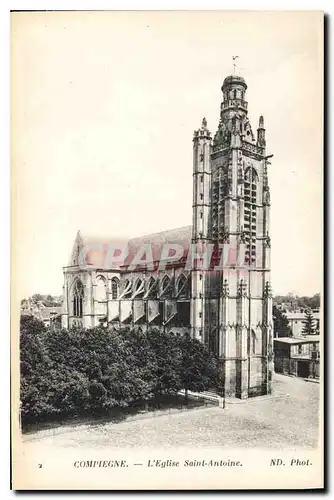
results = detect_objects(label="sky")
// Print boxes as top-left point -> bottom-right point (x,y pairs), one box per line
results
11,10 -> 323,298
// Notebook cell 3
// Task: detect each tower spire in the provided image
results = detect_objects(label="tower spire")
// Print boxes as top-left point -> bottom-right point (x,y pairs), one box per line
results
232,55 -> 239,76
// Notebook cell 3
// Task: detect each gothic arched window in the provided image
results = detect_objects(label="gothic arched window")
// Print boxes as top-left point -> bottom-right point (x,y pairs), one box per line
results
122,279 -> 132,298
146,277 -> 156,298
162,275 -> 170,289
244,167 -> 259,265
73,280 -> 84,318
209,329 -> 217,354
111,277 -> 120,299
133,278 -> 144,298
160,275 -> 172,297
135,278 -> 142,290
176,274 -> 189,298
95,276 -> 107,301
251,329 -> 256,355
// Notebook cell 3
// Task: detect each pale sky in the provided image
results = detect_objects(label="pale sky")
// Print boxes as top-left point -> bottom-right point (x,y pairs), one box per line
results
11,11 -> 323,298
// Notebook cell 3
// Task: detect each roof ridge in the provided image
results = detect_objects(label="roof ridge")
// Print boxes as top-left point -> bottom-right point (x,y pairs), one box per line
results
130,225 -> 192,241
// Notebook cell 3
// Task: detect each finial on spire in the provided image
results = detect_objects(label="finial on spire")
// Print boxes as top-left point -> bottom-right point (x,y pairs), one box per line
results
232,55 -> 239,75
194,117 -> 211,140
257,115 -> 266,147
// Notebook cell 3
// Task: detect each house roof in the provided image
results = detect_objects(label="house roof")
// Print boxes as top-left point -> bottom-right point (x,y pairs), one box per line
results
39,306 -> 63,319
274,335 -> 320,345
286,312 -> 320,321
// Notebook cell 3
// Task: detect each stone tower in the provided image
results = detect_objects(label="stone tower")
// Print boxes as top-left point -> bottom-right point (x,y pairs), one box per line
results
191,74 -> 273,399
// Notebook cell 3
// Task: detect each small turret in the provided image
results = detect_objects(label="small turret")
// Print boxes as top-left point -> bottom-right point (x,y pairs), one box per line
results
193,116 -> 211,141
257,115 -> 266,148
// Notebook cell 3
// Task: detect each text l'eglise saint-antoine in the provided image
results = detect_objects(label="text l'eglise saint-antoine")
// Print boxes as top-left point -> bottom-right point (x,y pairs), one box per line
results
148,459 -> 242,468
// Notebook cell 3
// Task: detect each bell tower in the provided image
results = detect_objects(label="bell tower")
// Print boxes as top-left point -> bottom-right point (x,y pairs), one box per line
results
196,73 -> 273,399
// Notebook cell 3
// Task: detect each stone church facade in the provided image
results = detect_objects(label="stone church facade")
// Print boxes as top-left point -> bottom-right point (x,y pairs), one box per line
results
62,74 -> 273,399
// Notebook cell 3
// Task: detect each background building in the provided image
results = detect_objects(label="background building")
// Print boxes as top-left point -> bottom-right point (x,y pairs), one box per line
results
21,297 -> 62,329
285,311 -> 320,337
274,336 -> 320,379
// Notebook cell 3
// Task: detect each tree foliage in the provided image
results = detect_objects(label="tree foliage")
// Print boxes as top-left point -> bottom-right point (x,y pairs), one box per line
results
178,334 -> 218,399
23,294 -> 63,307
20,321 -> 218,426
273,293 -> 320,310
301,309 -> 317,336
272,305 -> 292,338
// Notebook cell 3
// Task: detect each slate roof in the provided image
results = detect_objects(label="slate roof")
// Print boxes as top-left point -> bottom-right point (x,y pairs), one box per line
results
67,226 -> 192,270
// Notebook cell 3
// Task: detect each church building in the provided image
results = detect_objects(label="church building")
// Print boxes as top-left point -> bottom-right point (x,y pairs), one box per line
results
62,73 -> 273,399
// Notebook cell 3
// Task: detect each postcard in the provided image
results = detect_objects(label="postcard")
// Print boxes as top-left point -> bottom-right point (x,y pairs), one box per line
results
11,10 -> 324,490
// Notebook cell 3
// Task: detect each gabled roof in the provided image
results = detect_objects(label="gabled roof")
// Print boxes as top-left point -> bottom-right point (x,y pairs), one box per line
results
66,226 -> 192,271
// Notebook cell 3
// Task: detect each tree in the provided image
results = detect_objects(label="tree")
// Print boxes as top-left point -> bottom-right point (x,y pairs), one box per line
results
119,327 -> 157,402
20,315 -> 52,424
31,294 -> 43,302
178,334 -> 218,400
61,326 -> 138,411
20,322 -> 222,425
44,294 -> 55,306
273,293 -> 320,310
20,315 -> 48,377
272,305 -> 292,338
306,293 -> 320,310
301,309 -> 317,335
146,329 -> 183,399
